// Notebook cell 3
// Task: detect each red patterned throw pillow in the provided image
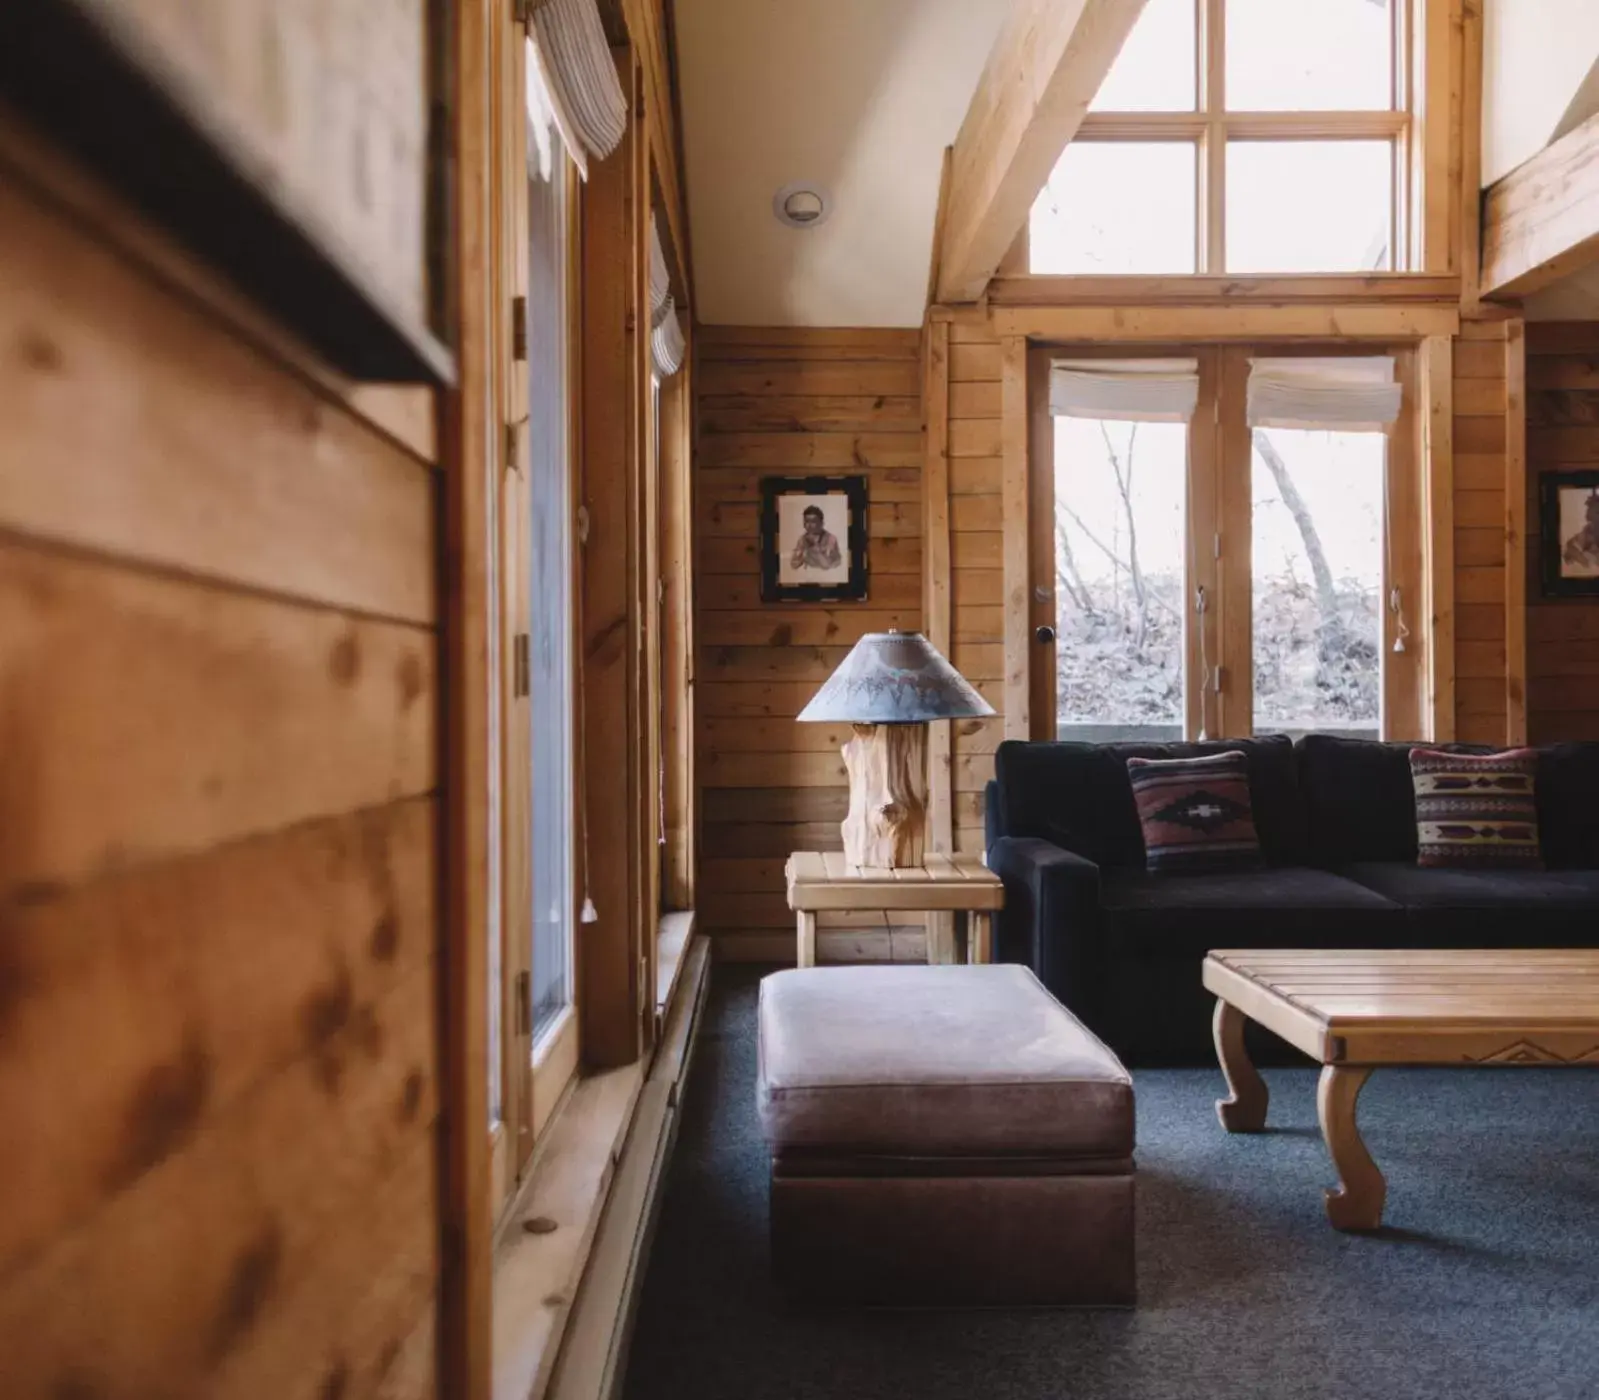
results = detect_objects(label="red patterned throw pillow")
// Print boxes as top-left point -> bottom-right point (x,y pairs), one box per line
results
1410,748 -> 1542,869
1125,751 -> 1262,874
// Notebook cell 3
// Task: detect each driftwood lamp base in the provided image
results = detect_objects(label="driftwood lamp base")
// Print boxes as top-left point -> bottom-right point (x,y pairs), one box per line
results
840,722 -> 927,869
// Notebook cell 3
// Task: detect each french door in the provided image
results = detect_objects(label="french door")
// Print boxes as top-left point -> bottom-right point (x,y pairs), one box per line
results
1029,344 -> 1425,743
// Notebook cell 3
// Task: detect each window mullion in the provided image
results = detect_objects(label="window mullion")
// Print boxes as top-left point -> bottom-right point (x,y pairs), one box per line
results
1203,0 -> 1225,273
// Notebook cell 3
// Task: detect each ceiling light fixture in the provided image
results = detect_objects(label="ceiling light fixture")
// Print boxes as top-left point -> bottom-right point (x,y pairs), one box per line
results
773,182 -> 830,229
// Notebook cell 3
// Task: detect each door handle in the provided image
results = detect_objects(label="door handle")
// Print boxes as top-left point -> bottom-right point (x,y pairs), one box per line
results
1035,625 -> 1056,644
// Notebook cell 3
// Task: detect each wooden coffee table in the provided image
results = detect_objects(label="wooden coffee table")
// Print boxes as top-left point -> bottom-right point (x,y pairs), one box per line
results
784,851 -> 1003,968
1203,949 -> 1599,1231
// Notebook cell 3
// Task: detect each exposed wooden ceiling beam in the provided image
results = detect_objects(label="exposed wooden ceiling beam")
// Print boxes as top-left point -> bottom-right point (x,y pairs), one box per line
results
935,0 -> 1148,306
1482,110 -> 1599,300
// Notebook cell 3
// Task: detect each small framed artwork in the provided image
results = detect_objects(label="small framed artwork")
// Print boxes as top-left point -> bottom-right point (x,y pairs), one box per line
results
1540,471 -> 1599,598
759,475 -> 868,603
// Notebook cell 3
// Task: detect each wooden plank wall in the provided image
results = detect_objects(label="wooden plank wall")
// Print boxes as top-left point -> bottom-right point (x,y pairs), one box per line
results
0,151 -> 440,1396
1526,323 -> 1599,742
945,322 -> 1008,851
693,326 -> 930,962
1453,314 -> 1516,743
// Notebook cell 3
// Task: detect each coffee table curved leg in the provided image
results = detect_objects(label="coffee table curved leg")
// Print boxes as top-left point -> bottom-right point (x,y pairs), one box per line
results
1317,1065 -> 1385,1231
1213,999 -> 1268,1132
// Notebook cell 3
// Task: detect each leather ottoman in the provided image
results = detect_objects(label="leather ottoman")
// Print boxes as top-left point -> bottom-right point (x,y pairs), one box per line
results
756,964 -> 1135,1306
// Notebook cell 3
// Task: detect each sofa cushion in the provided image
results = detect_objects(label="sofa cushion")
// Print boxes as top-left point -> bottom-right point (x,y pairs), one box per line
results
1411,747 -> 1542,869
1299,735 -> 1599,868
756,965 -> 1132,1161
995,735 -> 1304,870
1536,743 -> 1599,869
1340,860 -> 1599,916
1098,865 -> 1403,956
1298,734 -> 1443,863
1127,750 -> 1262,873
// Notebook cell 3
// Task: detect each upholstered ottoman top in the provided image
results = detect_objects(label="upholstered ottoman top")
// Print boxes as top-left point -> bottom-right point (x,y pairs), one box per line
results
757,965 -> 1133,1161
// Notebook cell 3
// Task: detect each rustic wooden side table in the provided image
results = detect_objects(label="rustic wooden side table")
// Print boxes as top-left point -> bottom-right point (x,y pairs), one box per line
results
783,851 -> 1005,968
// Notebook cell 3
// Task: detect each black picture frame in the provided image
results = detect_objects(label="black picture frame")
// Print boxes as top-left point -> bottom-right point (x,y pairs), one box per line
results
1539,471 -> 1599,598
759,475 -> 869,603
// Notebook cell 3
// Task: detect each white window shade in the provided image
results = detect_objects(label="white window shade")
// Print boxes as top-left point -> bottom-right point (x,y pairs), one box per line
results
649,215 -> 672,325
1247,357 -> 1401,431
651,300 -> 685,379
1049,359 -> 1200,423
528,0 -> 627,174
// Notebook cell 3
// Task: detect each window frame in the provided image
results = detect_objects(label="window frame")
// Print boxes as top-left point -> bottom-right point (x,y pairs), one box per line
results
1041,0 -> 1417,275
1028,341 -> 1427,744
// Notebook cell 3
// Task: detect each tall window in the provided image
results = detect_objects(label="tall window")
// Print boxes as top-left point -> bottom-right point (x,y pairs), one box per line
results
1051,359 -> 1198,742
1031,0 -> 1408,274
526,45 -> 575,1045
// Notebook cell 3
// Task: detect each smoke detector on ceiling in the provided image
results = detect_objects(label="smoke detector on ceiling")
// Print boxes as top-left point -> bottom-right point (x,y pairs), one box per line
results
773,183 -> 831,229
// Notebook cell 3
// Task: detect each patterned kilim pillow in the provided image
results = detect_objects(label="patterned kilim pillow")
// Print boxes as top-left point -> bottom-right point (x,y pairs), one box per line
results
1125,751 -> 1262,874
1410,748 -> 1542,869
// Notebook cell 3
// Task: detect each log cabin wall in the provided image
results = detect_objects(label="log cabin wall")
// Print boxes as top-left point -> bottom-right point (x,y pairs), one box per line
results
1526,324 -> 1599,743
944,322 -> 1007,854
1452,313 -> 1520,745
693,326 -> 928,961
0,144 -> 441,1395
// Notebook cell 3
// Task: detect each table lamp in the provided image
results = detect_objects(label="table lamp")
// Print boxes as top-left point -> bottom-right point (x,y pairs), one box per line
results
797,630 -> 996,869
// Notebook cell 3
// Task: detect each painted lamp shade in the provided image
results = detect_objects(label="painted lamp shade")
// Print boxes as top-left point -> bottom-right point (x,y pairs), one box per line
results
798,631 -> 993,869
796,631 -> 995,725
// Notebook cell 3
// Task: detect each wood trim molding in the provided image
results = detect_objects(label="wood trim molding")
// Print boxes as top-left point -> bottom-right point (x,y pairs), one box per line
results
987,274 -> 1462,306
1420,333 -> 1455,741
1504,319 -> 1527,744
992,303 -> 1460,342
936,0 -> 1150,304
1000,335 -> 1031,739
440,0 -> 494,1393
922,321 -> 954,851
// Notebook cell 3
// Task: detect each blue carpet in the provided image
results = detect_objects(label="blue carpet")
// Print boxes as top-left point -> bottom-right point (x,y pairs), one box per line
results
623,968 -> 1599,1400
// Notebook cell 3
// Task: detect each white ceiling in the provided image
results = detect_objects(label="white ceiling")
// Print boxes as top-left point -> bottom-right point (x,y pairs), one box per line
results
672,0 -> 1011,327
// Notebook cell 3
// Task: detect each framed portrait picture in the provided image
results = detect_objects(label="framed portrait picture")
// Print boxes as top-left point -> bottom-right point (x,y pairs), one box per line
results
759,475 -> 868,603
1540,471 -> 1599,598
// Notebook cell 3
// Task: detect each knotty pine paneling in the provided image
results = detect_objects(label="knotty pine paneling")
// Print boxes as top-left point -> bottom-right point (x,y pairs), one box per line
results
0,158 -> 440,1398
694,326 -> 925,961
1452,314 -> 1513,744
946,321 -> 1004,852
1526,327 -> 1599,743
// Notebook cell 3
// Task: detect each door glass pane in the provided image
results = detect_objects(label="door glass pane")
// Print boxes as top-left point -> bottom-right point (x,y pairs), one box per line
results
528,131 -> 573,1045
1031,143 -> 1197,273
1251,427 -> 1383,737
1090,0 -> 1196,112
1055,416 -> 1187,741
1226,141 -> 1392,272
1226,0 -> 1392,111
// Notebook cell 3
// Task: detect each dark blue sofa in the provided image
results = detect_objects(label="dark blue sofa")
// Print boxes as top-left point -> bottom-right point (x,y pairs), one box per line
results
986,735 -> 1599,1063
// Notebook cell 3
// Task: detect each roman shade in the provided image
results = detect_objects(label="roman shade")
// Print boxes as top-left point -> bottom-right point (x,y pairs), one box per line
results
1247,357 -> 1401,431
1049,359 -> 1201,423
649,216 -> 672,323
526,0 -> 627,176
647,214 -> 684,378
651,303 -> 686,379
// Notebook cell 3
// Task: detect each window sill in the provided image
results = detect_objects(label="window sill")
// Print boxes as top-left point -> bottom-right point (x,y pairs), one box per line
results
656,910 -> 694,1018
492,922 -> 707,1400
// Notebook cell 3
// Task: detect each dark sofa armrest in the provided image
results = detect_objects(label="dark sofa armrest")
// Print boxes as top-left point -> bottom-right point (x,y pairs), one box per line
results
987,836 -> 1103,1021
984,779 -> 1002,853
